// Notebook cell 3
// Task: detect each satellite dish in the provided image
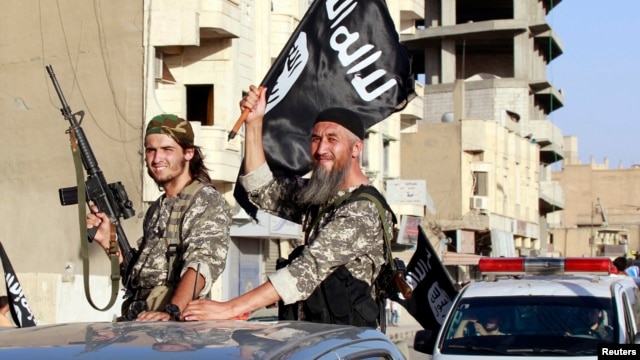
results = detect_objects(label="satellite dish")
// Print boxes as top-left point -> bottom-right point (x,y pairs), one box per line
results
441,112 -> 454,123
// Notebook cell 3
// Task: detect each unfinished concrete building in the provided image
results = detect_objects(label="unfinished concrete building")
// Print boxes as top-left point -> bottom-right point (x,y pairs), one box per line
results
399,0 -> 565,282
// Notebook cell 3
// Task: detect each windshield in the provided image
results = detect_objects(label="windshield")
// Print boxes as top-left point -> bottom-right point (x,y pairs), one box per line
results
439,296 -> 616,356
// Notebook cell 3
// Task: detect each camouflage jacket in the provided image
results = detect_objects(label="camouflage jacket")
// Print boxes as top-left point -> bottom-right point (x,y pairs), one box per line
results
130,184 -> 232,297
240,164 -> 392,305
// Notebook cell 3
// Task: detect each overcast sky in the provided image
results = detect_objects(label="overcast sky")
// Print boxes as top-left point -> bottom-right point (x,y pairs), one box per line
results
547,0 -> 640,168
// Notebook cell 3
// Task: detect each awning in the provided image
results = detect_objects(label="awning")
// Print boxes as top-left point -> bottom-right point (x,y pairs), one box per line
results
231,209 -> 302,239
443,251 -> 483,266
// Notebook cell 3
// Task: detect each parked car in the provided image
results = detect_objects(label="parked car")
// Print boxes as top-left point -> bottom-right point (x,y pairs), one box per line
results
415,257 -> 640,359
0,319 -> 406,359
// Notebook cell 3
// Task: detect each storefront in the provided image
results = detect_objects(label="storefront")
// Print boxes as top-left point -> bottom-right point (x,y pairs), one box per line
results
222,210 -> 302,300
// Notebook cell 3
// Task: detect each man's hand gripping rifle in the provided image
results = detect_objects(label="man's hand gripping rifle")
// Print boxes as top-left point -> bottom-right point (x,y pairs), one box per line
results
46,65 -> 138,291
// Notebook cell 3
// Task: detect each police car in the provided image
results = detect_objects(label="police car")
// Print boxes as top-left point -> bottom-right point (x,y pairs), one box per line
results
416,257 -> 640,359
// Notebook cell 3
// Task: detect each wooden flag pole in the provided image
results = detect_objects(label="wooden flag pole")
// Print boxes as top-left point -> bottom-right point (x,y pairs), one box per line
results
227,86 -> 264,141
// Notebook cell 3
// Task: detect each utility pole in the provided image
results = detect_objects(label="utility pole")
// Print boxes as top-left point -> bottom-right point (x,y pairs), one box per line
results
597,197 -> 609,227
590,200 -> 595,256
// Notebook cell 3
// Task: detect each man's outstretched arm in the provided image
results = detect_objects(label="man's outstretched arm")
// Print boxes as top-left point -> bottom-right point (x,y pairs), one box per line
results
183,280 -> 281,321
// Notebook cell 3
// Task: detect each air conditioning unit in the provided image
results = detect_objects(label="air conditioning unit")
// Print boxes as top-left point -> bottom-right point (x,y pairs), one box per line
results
470,196 -> 488,211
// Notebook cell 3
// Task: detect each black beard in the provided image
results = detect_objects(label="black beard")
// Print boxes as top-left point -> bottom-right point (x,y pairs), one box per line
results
298,159 -> 349,205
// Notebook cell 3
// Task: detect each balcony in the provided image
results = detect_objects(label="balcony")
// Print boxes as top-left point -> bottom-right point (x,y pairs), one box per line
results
532,27 -> 563,61
398,0 -> 425,35
149,0 -> 241,48
401,19 -> 528,49
400,82 -> 423,130
199,0 -> 242,39
530,80 -> 564,114
400,0 -> 424,18
539,180 -> 564,214
528,119 -> 564,165
270,13 -> 300,60
150,4 -> 199,47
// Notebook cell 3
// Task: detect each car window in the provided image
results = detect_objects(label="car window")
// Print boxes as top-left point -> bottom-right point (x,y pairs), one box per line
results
440,297 -> 615,356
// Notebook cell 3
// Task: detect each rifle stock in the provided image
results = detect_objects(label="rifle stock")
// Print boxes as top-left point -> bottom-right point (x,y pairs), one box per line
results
46,64 -> 138,288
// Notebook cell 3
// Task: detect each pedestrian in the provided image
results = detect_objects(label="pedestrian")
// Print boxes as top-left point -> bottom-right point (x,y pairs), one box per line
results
183,85 -> 396,329
389,300 -> 400,327
613,256 -> 639,277
87,114 -> 232,321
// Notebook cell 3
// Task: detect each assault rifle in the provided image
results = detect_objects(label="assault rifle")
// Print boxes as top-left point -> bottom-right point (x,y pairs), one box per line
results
46,65 -> 138,289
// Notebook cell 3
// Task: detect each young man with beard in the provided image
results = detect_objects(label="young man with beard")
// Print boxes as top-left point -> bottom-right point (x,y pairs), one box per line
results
183,86 -> 395,328
87,114 -> 232,321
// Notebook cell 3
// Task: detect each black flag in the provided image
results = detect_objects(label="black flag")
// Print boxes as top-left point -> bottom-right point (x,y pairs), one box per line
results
0,242 -> 37,327
234,0 -> 416,217
391,225 -> 458,333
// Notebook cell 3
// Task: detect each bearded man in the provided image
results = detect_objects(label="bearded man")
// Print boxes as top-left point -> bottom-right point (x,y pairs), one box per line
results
184,85 -> 395,329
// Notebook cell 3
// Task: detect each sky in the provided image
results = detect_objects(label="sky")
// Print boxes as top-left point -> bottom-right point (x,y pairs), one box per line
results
546,0 -> 640,168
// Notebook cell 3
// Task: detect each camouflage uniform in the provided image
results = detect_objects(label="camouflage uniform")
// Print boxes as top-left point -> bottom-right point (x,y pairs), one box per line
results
240,163 -> 393,305
130,185 -> 232,298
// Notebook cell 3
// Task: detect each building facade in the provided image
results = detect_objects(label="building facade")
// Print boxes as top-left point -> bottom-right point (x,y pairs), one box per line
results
549,136 -> 640,258
398,0 -> 565,283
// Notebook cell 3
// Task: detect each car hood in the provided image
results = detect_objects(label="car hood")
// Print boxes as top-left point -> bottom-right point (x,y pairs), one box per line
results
0,320 -> 386,359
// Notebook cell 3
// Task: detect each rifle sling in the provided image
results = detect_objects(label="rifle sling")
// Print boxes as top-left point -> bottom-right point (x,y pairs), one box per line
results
70,129 -> 120,311
357,192 -> 395,268
162,180 -> 207,287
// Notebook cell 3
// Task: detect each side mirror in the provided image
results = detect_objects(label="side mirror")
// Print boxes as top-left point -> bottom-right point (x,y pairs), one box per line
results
413,329 -> 436,355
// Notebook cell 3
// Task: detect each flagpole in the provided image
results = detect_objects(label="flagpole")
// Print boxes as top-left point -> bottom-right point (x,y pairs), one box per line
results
227,86 -> 264,141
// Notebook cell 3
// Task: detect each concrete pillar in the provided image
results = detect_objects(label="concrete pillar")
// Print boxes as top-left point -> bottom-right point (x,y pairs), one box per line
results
442,39 -> 457,83
424,0 -> 440,27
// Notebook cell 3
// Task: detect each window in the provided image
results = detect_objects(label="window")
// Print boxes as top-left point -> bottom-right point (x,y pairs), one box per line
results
441,296 -> 615,356
186,84 -> 214,126
359,133 -> 370,168
473,171 -> 488,196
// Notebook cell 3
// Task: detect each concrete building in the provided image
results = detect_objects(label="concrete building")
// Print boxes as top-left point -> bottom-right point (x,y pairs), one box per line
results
548,136 -> 640,258
398,0 -> 565,283
0,0 -> 423,324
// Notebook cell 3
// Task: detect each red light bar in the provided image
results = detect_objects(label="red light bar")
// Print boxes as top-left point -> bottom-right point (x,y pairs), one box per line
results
564,258 -> 611,273
479,257 -> 612,275
478,258 -> 524,273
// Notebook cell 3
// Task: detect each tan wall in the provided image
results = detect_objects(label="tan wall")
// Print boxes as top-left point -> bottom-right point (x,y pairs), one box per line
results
1,0 -> 144,323
551,161 -> 640,256
401,122 -> 463,220
551,228 -> 596,258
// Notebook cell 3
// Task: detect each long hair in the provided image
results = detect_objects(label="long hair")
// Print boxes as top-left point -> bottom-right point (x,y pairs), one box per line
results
174,137 -> 212,184
189,146 -> 212,184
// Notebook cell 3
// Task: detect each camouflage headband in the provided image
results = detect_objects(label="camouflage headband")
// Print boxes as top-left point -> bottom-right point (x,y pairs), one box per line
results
145,114 -> 194,146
